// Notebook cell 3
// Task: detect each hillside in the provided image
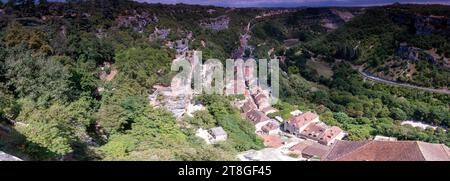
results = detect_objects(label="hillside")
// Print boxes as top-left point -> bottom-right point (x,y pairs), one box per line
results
306,4 -> 450,88
0,1 -> 449,160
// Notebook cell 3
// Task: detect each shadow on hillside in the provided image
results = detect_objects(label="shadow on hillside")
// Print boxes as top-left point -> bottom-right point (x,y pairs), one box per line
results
0,122 -> 101,161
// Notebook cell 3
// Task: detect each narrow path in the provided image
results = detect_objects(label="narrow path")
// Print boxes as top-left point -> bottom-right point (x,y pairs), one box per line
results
355,66 -> 450,95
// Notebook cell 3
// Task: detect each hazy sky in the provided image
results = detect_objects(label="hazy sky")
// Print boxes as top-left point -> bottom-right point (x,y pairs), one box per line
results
134,0 -> 450,7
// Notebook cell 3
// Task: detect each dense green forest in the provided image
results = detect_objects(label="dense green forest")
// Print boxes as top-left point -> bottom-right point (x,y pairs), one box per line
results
305,4 -> 450,88
0,0 -> 449,160
260,4 -> 450,146
0,0 -> 264,160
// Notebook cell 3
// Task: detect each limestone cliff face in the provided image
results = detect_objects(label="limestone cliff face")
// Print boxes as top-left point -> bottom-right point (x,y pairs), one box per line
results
320,9 -> 356,30
414,15 -> 450,36
396,43 -> 441,64
391,11 -> 449,37
115,10 -> 158,33
199,15 -> 230,31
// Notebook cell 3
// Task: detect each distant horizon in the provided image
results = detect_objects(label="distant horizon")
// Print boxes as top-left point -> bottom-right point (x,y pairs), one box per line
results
1,0 -> 449,8
133,0 -> 450,8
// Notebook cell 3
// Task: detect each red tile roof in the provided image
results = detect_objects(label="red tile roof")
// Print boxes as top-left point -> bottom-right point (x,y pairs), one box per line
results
241,100 -> 257,113
323,140 -> 450,161
255,93 -> 267,103
302,143 -> 330,158
417,142 -> 450,161
300,122 -> 327,139
246,110 -> 270,123
319,126 -> 344,145
289,140 -> 315,154
261,122 -> 280,132
288,111 -> 319,129
261,135 -> 285,148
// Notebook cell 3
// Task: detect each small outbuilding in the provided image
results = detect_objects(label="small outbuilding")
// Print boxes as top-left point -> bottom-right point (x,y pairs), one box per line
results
210,127 -> 227,142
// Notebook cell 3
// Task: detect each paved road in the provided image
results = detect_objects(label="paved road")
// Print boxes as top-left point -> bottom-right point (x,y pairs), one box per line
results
242,14 -> 449,95
356,67 -> 450,95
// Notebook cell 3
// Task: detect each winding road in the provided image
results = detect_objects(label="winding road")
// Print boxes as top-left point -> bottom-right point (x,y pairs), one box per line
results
235,12 -> 450,95
355,66 -> 450,95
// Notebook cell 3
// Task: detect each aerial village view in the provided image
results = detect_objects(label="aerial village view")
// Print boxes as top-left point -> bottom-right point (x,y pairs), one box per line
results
0,0 -> 449,162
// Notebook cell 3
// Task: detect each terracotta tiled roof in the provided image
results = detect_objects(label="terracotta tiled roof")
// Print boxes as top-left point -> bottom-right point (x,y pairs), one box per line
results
289,140 -> 315,153
244,89 -> 250,97
302,143 -> 330,158
261,122 -> 280,132
288,111 -> 318,129
417,142 -> 450,161
261,135 -> 285,148
319,126 -> 344,144
246,110 -> 270,123
255,93 -> 267,103
323,140 -> 370,160
323,140 -> 450,161
241,100 -> 257,113
300,122 -> 327,139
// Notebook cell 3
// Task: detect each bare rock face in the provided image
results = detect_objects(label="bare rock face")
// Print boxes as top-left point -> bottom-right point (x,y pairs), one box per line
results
396,43 -> 443,65
392,11 -> 450,37
320,9 -> 355,30
200,15 -> 230,31
175,39 -> 189,55
331,9 -> 355,22
116,10 -> 158,33
396,43 -> 422,61
256,9 -> 296,19
415,15 -> 450,36
149,27 -> 171,41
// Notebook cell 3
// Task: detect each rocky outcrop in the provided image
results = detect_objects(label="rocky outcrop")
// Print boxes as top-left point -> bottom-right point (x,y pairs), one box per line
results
256,9 -> 297,19
175,39 -> 189,55
415,15 -> 450,36
392,12 -> 449,37
116,10 -> 158,33
320,9 -> 355,30
331,9 -> 355,22
396,43 -> 443,65
200,15 -> 230,31
396,43 -> 422,61
148,27 -> 171,41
